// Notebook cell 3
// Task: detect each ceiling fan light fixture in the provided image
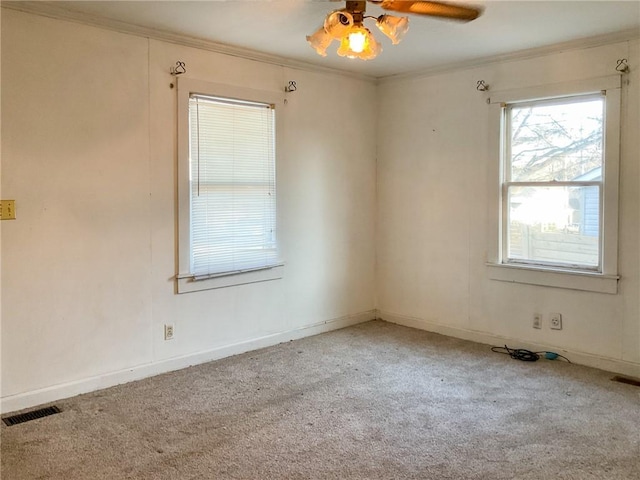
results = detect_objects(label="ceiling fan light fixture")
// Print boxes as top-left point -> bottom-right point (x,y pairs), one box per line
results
308,0 -> 481,60
306,26 -> 334,57
376,14 -> 410,45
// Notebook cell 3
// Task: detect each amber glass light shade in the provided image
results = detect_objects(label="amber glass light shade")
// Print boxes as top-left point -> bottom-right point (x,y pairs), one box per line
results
324,10 -> 354,40
306,26 -> 334,57
376,15 -> 409,45
336,25 -> 381,60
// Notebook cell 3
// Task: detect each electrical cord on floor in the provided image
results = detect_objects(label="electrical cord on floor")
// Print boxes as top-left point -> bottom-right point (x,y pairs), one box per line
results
491,345 -> 571,363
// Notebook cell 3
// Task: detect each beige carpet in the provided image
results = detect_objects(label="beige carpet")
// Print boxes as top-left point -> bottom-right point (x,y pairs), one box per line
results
2,320 -> 639,479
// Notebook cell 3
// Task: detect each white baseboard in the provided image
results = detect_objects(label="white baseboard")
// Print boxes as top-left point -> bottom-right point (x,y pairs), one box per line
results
1,310 -> 375,414
378,310 -> 640,378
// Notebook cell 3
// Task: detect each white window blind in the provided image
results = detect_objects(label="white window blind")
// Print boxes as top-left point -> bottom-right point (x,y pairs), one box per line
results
188,94 -> 278,278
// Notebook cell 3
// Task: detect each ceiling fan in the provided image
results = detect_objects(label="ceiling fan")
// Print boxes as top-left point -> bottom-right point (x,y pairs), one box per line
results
307,0 -> 483,60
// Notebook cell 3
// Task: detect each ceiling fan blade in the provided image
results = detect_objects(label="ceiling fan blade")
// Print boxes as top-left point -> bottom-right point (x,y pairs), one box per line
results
378,1 -> 482,22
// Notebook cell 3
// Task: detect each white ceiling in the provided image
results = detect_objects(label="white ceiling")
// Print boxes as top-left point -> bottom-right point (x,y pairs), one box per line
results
23,1 -> 640,78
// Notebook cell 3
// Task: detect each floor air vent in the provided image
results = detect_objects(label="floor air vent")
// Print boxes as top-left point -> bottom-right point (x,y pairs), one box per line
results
611,376 -> 640,387
2,405 -> 61,426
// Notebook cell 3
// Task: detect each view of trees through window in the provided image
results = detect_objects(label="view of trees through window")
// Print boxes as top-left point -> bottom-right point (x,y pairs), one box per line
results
505,95 -> 604,268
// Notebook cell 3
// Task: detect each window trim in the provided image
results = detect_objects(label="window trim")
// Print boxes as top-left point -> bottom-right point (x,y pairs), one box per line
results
176,78 -> 284,293
486,75 -> 621,294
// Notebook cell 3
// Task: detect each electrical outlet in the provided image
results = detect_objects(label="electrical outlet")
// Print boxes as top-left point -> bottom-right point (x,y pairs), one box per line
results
164,324 -> 175,340
550,313 -> 562,330
533,313 -> 542,329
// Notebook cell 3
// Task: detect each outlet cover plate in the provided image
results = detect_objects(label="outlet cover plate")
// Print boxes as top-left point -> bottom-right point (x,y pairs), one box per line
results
164,324 -> 174,340
533,313 -> 542,329
550,313 -> 562,330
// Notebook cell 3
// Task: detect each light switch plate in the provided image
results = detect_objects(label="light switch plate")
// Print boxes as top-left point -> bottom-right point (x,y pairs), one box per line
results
0,200 -> 16,220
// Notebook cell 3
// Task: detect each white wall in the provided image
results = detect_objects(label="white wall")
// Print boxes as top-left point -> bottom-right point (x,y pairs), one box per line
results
1,10 -> 377,411
377,39 -> 640,376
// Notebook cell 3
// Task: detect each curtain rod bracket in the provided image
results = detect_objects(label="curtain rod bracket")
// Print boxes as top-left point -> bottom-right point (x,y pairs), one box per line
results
169,61 -> 187,88
616,59 -> 629,74
170,61 -> 187,76
476,80 -> 489,92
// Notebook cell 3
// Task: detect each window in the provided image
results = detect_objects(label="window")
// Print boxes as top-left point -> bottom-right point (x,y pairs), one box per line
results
504,94 -> 604,270
177,79 -> 283,293
487,76 -> 621,294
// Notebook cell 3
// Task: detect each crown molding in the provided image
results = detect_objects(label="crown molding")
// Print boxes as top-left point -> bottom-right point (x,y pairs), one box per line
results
378,28 -> 640,84
2,1 -> 377,83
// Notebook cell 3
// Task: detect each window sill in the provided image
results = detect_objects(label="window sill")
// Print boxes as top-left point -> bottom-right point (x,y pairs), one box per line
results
177,265 -> 284,294
486,263 -> 618,294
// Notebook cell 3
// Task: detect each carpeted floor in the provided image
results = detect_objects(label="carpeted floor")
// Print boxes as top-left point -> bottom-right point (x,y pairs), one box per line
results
2,320 -> 639,479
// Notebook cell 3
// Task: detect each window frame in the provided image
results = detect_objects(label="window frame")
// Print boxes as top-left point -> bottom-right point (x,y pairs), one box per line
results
486,75 -> 621,294
176,78 -> 284,294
